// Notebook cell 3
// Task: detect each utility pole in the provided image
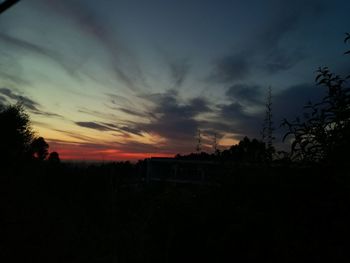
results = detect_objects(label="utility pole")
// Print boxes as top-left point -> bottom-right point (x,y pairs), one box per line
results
196,129 -> 202,153
0,0 -> 20,15
213,132 -> 218,153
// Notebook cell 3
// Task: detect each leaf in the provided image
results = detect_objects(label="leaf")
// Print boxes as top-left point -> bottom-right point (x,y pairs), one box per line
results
315,74 -> 323,82
345,33 -> 350,43
282,132 -> 292,142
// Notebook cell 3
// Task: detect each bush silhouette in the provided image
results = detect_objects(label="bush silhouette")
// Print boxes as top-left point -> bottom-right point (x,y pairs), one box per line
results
282,34 -> 350,164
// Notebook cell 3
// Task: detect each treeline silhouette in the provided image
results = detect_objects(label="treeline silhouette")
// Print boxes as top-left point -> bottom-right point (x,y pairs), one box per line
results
0,103 -> 60,173
1,34 -> 350,262
176,137 -> 273,164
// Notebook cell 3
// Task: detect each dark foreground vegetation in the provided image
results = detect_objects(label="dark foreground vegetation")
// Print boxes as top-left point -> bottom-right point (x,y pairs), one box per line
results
1,35 -> 350,262
2,163 -> 350,262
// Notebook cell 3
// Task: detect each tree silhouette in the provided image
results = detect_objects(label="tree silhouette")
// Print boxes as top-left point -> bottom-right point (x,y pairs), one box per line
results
48,151 -> 60,163
30,137 -> 49,161
0,103 -> 58,165
0,103 -> 34,163
282,33 -> 350,164
220,137 -> 268,164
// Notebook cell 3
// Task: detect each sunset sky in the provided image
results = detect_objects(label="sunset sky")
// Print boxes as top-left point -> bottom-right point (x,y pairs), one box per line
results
0,0 -> 349,161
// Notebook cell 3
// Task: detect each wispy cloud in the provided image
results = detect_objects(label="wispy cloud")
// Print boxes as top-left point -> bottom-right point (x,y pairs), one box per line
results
75,120 -> 143,137
0,87 -> 39,111
0,87 -> 63,117
34,0 -> 145,92
0,32 -> 82,80
168,57 -> 191,88
75,121 -> 115,132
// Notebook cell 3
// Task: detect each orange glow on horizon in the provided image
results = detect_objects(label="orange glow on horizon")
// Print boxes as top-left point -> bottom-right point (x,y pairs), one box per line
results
59,151 -> 174,161
48,140 -> 174,161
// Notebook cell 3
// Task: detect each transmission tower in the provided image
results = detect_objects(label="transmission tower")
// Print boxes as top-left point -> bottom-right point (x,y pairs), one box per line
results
261,86 -> 275,160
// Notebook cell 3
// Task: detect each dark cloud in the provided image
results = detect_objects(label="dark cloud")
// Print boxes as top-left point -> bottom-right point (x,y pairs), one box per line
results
117,107 -> 149,118
106,93 -> 153,119
217,82 -> 327,142
218,102 -> 263,137
264,48 -> 305,74
75,121 -> 117,132
258,12 -> 300,50
75,120 -> 143,136
188,97 -> 210,113
101,122 -> 143,136
209,1 -> 323,83
118,126 -> 143,136
33,111 -> 62,118
220,102 -> 250,121
135,91 -> 212,151
210,53 -> 250,83
214,84 -> 267,139
274,83 -> 326,123
108,93 -> 135,108
169,58 -> 190,88
226,84 -> 264,105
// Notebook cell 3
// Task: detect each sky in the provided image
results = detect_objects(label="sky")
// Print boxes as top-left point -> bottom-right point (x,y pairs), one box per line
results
0,0 -> 349,161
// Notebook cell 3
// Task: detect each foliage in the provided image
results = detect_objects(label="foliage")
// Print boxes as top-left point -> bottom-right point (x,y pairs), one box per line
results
282,33 -> 350,164
0,103 -> 56,164
0,103 -> 34,162
30,136 -> 49,161
220,136 -> 269,163
48,151 -> 60,163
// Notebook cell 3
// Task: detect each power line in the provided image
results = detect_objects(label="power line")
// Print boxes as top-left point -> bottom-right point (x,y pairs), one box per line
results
0,0 -> 20,15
